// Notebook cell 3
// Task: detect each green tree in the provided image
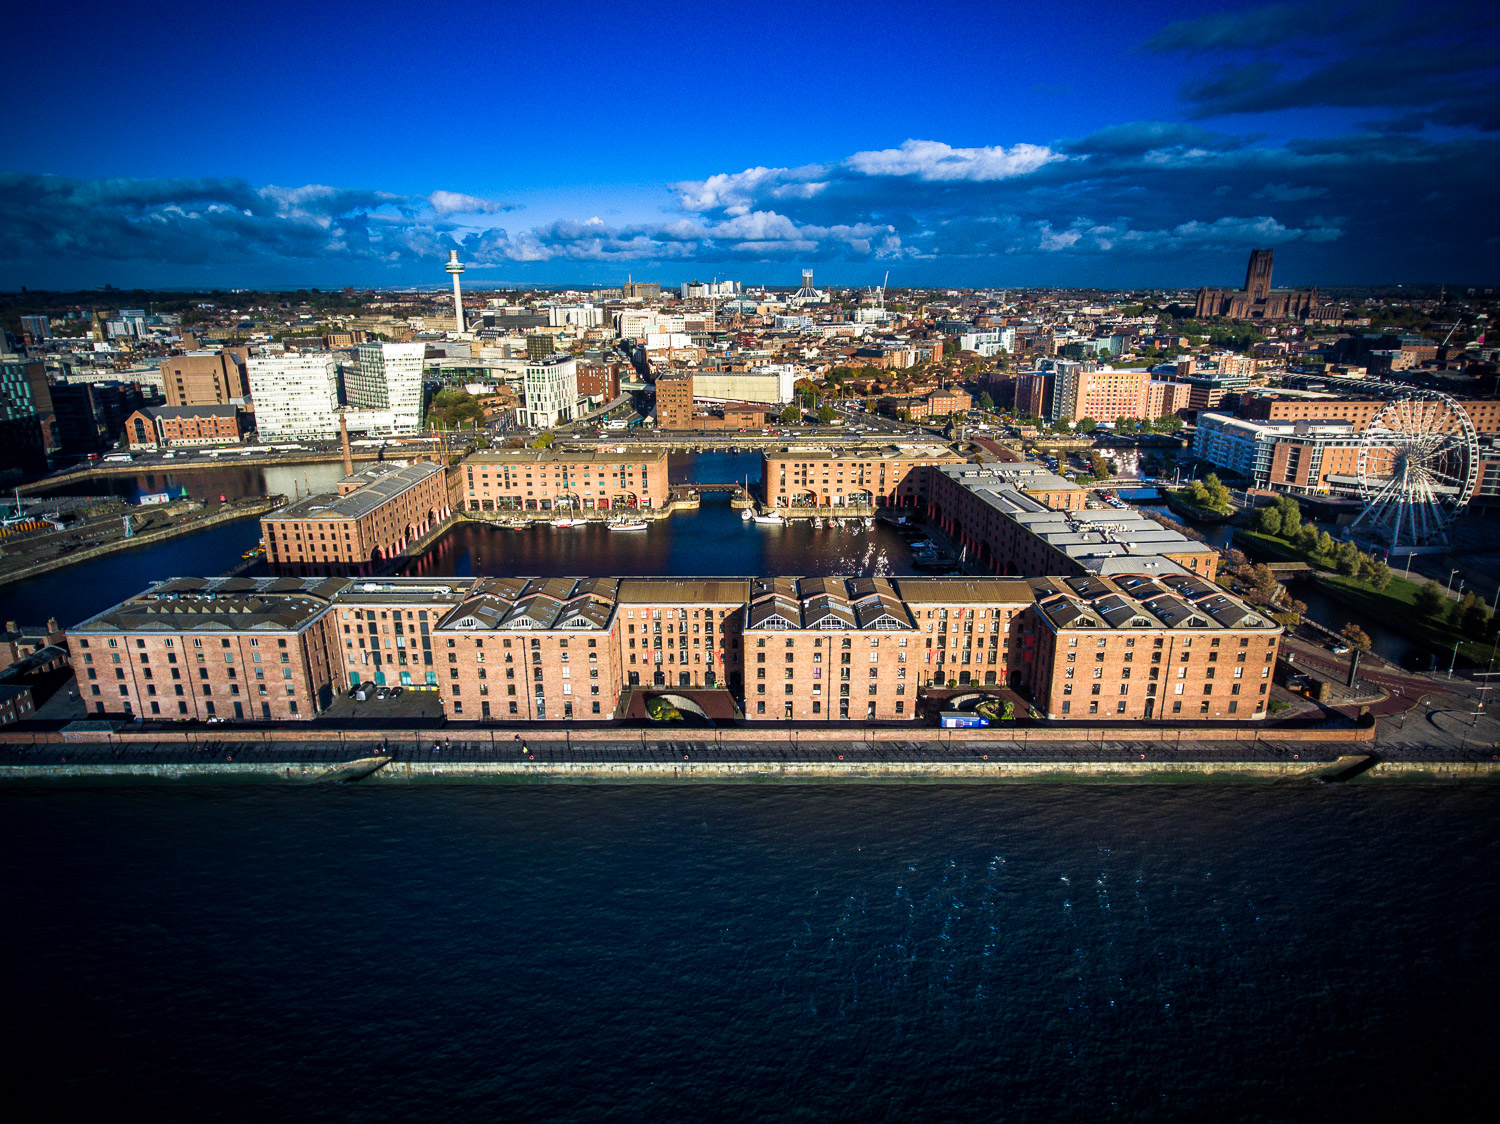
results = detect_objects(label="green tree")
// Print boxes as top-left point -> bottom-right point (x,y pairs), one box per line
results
1414,581 -> 1445,616
1334,540 -> 1361,576
1202,473 -> 1230,510
816,404 -> 837,424
427,387 -> 486,429
1295,524 -> 1320,553
1153,414 -> 1184,433
1075,417 -> 1098,433
1256,506 -> 1283,537
1370,560 -> 1392,591
1315,530 -> 1335,559
1462,601 -> 1490,639
780,404 -> 803,424
1449,589 -> 1475,627
1272,495 -> 1302,538
977,391 -> 995,411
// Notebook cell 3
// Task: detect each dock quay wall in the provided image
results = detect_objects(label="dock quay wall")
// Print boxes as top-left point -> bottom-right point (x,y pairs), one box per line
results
19,451 -> 387,494
3,757 -> 1493,783
0,496 -> 281,588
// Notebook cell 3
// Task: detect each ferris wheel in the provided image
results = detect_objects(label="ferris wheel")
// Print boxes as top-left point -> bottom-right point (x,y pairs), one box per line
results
1351,391 -> 1479,551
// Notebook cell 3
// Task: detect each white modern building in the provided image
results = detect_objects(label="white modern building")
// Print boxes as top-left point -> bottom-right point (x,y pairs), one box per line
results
247,353 -> 341,440
691,365 -> 798,406
522,355 -> 579,428
680,280 -> 741,300
348,342 -> 424,432
959,328 -> 1015,357
547,303 -> 604,329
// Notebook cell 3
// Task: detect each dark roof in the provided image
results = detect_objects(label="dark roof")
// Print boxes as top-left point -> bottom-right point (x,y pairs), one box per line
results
145,405 -> 241,420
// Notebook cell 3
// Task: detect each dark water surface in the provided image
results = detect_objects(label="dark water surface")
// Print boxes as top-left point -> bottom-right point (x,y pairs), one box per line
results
5,784 -> 1496,1122
0,517 -> 263,628
403,493 -> 922,579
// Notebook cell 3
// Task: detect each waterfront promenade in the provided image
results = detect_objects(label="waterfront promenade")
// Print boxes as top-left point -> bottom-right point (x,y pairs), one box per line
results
2,725 -> 1496,782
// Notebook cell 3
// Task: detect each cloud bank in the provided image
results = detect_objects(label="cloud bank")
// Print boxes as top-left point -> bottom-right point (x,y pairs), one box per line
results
1,2 -> 1494,286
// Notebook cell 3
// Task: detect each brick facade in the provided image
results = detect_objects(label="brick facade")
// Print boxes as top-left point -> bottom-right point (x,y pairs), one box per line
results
462,449 -> 669,512
263,462 -> 452,572
763,445 -> 963,509
71,569 -> 1280,725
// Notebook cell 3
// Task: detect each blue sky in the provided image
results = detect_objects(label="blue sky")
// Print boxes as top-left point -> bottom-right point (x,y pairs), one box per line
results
2,0 -> 1496,290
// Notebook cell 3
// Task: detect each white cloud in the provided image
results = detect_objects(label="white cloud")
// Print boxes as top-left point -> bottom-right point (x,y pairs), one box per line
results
674,165 -> 830,216
428,190 -> 516,215
845,139 -> 1062,181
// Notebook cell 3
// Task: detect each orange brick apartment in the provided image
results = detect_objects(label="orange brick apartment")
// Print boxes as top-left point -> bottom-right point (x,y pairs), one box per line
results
462,449 -> 669,512
262,461 -> 452,573
763,445 -> 963,509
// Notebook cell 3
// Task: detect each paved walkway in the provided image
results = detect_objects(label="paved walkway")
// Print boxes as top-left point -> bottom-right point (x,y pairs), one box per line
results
2,736 -> 1493,768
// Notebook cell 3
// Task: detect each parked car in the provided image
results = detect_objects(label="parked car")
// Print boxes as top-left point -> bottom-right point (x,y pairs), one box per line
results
390,686 -> 404,697
375,686 -> 391,700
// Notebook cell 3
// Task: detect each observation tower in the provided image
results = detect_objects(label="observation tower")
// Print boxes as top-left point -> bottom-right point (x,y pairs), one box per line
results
445,250 -> 466,333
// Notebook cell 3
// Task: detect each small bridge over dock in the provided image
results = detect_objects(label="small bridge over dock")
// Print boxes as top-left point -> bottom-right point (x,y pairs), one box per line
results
1266,562 -> 1313,575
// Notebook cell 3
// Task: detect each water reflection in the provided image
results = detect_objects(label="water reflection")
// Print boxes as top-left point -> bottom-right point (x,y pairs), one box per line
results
34,462 -> 350,504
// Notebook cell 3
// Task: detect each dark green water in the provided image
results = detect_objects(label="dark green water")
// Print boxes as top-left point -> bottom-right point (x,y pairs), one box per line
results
4,784 -> 1496,1121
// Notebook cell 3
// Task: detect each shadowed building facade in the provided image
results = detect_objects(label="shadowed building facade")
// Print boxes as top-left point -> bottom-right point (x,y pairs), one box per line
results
1195,249 -> 1319,320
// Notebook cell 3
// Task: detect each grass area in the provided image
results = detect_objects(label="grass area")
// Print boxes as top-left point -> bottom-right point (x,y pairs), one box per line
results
1237,528 -> 1498,668
1231,528 -> 1301,561
1165,488 -> 1232,518
1316,571 -> 1496,668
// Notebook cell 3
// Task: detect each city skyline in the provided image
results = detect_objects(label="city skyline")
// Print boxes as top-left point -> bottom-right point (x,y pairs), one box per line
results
2,0 -> 1496,290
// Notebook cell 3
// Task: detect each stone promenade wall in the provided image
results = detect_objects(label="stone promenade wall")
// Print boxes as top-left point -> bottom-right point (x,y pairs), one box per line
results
2,722 -> 1374,748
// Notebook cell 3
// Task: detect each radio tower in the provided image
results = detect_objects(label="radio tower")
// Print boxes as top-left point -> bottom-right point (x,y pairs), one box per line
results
445,250 -> 466,333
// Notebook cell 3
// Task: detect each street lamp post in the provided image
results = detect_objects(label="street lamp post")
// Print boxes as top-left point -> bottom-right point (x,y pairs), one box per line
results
1446,568 -> 1461,597
1448,638 -> 1461,680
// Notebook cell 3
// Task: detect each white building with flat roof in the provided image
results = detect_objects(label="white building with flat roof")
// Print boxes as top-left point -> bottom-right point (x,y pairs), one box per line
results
348,342 -> 424,431
522,355 -> 578,428
692,366 -> 798,406
247,353 -> 341,439
959,328 -> 1015,356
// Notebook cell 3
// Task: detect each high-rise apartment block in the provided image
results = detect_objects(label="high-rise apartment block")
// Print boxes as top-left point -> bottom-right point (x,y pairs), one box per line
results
522,355 -> 578,428
247,353 -> 341,440
0,359 -> 57,469
348,342 -> 425,432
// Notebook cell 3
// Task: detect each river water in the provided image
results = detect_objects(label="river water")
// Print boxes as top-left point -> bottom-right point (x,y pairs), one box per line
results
4,784 -> 1496,1121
